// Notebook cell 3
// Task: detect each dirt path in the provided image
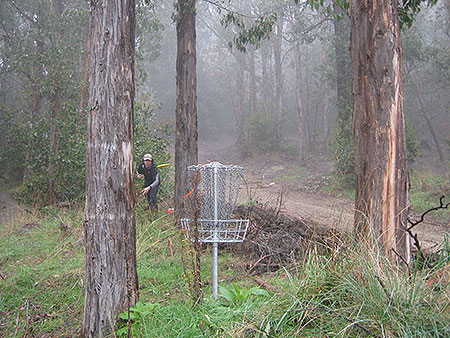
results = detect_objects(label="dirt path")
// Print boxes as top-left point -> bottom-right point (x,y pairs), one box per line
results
198,137 -> 449,252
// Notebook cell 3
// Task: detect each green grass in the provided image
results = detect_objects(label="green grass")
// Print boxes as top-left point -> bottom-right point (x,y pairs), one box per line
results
409,170 -> 450,221
1,204 -> 449,337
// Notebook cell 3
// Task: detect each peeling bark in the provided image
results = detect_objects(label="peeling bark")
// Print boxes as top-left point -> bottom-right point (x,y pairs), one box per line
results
351,0 -> 410,263
82,0 -> 138,336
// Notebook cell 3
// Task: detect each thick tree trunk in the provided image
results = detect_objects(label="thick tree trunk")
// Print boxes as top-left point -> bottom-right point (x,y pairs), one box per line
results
351,0 -> 410,263
294,41 -> 306,165
174,0 -> 198,219
82,1 -> 138,336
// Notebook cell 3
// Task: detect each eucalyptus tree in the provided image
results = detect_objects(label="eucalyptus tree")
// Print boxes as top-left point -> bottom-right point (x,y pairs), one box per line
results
82,0 -> 138,336
174,0 -> 198,219
351,0 -> 410,262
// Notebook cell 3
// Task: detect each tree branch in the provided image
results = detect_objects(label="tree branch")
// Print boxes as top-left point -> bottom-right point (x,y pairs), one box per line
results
407,195 -> 449,231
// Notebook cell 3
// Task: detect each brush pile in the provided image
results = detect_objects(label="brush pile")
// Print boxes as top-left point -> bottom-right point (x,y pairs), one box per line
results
230,205 -> 337,273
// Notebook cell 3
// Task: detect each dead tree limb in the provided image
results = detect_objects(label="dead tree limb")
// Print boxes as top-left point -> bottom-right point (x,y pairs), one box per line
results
406,195 -> 449,260
407,195 -> 449,232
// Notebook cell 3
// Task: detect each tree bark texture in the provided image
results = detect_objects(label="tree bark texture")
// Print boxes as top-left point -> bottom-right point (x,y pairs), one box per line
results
82,1 -> 138,336
175,0 -> 198,219
351,0 -> 410,263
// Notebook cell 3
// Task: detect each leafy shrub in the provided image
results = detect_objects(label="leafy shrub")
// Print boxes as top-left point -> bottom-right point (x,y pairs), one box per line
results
331,110 -> 354,189
14,107 -> 87,206
405,118 -> 419,164
3,102 -> 172,207
246,112 -> 283,153
117,301 -> 161,337
219,283 -> 270,307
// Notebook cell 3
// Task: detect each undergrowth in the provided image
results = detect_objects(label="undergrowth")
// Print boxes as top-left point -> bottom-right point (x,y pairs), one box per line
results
1,203 -> 449,337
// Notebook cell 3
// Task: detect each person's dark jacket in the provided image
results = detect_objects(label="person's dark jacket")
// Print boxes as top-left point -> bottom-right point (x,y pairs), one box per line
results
138,162 -> 160,188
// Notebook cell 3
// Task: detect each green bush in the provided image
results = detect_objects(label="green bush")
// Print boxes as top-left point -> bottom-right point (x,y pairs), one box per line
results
2,102 -> 172,207
246,112 -> 283,153
13,107 -> 87,206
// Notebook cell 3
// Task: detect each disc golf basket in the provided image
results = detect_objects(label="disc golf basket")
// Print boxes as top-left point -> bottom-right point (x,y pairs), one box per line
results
181,162 -> 249,299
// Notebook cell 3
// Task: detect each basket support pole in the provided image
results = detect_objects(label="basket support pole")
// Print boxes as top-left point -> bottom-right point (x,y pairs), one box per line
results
212,242 -> 218,299
212,166 -> 219,299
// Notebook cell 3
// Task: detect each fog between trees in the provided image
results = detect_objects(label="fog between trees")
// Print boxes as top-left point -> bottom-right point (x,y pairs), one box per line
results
0,0 -> 449,201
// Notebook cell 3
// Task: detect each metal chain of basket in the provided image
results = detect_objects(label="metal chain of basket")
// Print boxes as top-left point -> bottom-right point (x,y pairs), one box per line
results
181,162 -> 249,243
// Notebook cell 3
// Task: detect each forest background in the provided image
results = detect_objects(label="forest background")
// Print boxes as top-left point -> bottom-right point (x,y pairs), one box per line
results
1,0 -> 449,205
0,0 -> 449,336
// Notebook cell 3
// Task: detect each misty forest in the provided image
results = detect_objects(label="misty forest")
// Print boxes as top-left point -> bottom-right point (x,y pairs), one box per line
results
0,0 -> 449,337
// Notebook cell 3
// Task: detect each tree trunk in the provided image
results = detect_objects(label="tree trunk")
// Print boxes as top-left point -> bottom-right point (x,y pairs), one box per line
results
48,83 -> 60,204
294,41 -> 306,165
351,0 -> 410,263
235,51 -> 247,154
261,45 -> 273,116
23,31 -> 44,183
333,12 -> 351,116
248,46 -> 257,116
82,1 -> 138,336
321,47 -> 329,150
174,0 -> 198,219
273,14 -> 283,127
48,0 -> 63,204
414,86 -> 445,161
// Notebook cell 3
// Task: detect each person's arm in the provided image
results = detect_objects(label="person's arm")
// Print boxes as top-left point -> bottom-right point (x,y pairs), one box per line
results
150,173 -> 160,189
137,164 -> 144,179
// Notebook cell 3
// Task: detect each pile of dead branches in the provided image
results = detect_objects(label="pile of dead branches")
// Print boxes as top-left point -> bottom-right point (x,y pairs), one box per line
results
230,205 -> 333,273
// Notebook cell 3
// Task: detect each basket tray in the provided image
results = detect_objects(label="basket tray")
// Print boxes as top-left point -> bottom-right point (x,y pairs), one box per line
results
181,218 -> 250,243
